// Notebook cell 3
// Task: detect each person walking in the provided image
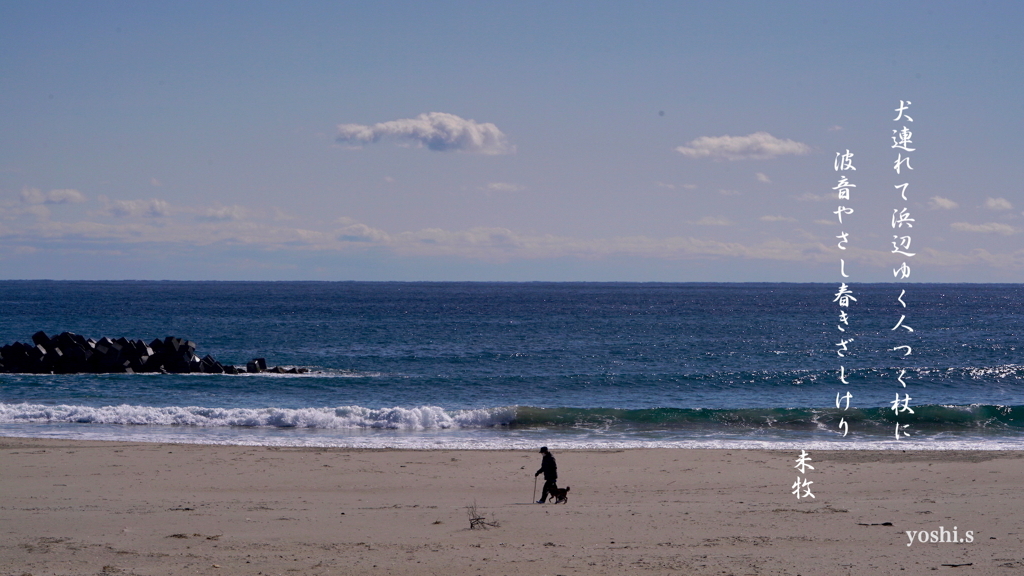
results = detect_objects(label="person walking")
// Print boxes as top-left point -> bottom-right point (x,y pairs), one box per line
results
534,446 -> 557,503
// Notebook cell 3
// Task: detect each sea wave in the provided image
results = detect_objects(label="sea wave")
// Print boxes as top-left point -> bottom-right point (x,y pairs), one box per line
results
514,405 -> 1024,431
0,403 -> 516,429
1,402 -> 1021,432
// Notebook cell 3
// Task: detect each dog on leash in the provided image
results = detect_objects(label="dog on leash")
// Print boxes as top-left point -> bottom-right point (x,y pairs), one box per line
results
550,486 -> 570,503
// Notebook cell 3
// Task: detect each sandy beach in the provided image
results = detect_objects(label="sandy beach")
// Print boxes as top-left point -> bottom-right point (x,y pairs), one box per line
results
2,438 -> 1022,575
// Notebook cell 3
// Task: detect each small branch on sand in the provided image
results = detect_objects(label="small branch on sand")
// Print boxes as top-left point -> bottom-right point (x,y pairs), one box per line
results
467,501 -> 499,529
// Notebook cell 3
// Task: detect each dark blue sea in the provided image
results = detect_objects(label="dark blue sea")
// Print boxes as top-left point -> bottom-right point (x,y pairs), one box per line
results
1,281 -> 1022,449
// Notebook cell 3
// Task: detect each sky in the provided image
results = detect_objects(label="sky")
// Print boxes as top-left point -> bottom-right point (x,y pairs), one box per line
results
1,1 -> 1023,282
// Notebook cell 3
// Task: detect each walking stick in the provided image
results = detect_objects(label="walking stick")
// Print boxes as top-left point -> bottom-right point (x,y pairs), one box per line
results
533,475 -> 538,503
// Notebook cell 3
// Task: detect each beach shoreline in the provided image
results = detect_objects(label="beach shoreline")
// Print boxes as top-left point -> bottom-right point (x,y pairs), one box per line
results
2,438 -> 1022,575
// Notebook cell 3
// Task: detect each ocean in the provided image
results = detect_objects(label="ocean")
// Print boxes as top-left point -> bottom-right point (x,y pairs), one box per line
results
1,281 -> 1021,450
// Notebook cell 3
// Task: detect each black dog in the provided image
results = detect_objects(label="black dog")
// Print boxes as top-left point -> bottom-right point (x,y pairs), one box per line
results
550,486 -> 570,503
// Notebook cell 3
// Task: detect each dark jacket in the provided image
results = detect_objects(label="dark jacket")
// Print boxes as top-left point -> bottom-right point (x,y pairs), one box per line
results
536,452 -> 557,481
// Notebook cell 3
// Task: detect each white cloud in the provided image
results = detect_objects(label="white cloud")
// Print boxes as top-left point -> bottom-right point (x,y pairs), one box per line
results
336,220 -> 390,243
6,208 -> 1024,274
48,189 -> 87,204
336,112 -> 513,154
0,201 -> 48,220
273,207 -> 297,221
104,198 -> 171,218
19,188 -> 49,204
693,216 -> 732,226
951,222 -> 1016,235
928,196 -> 959,210
760,215 -> 796,222
675,132 -> 810,160
718,189 -> 740,196
22,205 -> 51,219
655,181 -> 675,190
755,172 -> 771,183
20,187 -> 87,204
400,227 -> 522,251
150,178 -> 162,187
984,197 -> 1013,210
798,193 -> 827,202
199,205 -> 247,221
828,125 -> 843,132
485,182 -> 524,192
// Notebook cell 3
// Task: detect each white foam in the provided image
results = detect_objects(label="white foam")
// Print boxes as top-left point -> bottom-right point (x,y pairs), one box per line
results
0,402 -> 516,430
3,402 -> 1022,451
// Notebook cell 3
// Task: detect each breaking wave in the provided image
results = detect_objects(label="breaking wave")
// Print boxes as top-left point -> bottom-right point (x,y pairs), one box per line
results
0,403 -> 516,429
2,402 -> 1022,432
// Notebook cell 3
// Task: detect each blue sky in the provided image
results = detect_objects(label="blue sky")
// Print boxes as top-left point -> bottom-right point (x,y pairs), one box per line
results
2,1 -> 1022,281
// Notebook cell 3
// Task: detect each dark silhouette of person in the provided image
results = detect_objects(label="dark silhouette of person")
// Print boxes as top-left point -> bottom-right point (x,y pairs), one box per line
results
535,446 -> 557,503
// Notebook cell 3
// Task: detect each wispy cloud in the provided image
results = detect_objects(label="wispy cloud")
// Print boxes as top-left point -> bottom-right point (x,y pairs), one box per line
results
4,206 -> 1024,273
198,204 -> 248,221
20,187 -> 86,205
273,207 -> 297,221
485,182 -> 524,192
755,172 -> 771,183
100,197 -> 171,218
984,197 -> 1013,211
335,217 -> 390,243
928,196 -> 959,210
336,112 -> 513,154
2,204 -> 51,220
951,222 -> 1016,235
675,132 -> 810,160
6,189 -> 1024,275
798,193 -> 827,202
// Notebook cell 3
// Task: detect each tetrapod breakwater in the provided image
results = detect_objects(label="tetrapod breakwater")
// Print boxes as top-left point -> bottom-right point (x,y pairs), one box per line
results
0,331 -> 306,375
